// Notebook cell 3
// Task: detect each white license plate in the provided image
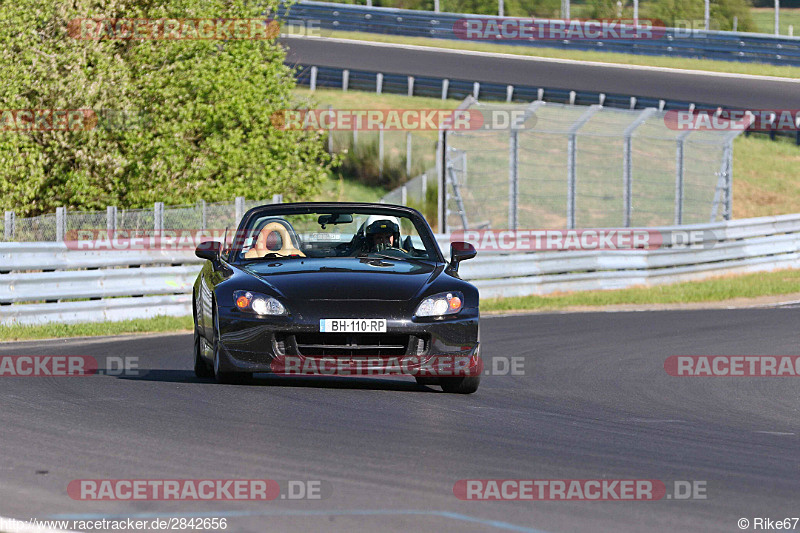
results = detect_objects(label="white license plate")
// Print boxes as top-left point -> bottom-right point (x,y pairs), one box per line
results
320,319 -> 387,333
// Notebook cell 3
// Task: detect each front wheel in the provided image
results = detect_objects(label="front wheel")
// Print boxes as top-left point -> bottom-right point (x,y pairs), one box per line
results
439,376 -> 480,394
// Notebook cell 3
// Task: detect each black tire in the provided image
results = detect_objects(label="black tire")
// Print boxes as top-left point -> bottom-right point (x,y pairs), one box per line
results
439,376 -> 480,394
193,330 -> 213,379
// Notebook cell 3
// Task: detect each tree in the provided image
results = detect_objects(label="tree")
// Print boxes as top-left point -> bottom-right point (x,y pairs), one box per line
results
0,0 -> 333,216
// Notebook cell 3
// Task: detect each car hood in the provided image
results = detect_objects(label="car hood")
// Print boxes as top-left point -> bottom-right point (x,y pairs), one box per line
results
239,257 -> 441,301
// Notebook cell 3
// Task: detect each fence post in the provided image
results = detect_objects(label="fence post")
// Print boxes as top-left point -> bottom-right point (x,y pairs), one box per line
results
622,108 -> 657,227
378,123 -> 384,178
441,79 -> 449,100
154,202 -> 164,231
56,206 -> 66,242
421,173 -> 428,203
506,85 -> 514,102
376,72 -> 383,95
508,128 -> 519,230
567,105 -> 602,229
472,82 -> 480,100
235,196 -> 245,226
342,69 -> 349,91
407,76 -> 414,97
623,136 -> 632,226
674,131 -> 690,225
327,104 -> 333,153
106,206 -> 117,234
406,132 -> 412,176
200,200 -> 207,230
309,66 -> 318,92
437,129 -> 445,234
725,140 -> 734,220
272,194 -> 283,203
4,211 -> 14,240
401,185 -> 408,205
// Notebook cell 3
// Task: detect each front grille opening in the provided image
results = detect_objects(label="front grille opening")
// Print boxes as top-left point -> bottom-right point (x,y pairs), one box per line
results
292,333 -> 426,357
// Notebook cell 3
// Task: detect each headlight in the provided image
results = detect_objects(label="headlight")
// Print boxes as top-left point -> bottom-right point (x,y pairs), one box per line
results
415,291 -> 463,317
233,290 -> 287,316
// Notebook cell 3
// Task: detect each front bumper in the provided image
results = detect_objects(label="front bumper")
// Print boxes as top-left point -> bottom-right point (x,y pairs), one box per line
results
215,306 -> 480,377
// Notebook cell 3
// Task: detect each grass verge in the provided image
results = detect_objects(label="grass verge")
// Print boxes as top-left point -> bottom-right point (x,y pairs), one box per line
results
0,315 -> 193,342
482,268 -> 800,312
304,29 -> 800,79
750,7 -> 800,35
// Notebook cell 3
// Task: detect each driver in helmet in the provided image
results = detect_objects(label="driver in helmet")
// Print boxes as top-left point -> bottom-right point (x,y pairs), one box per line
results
364,218 -> 400,252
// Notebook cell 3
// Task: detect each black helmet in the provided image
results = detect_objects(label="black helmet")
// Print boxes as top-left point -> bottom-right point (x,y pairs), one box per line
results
365,219 -> 400,249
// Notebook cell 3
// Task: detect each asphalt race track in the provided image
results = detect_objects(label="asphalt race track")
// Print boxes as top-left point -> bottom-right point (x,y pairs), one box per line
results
282,36 -> 800,109
1,309 -> 799,532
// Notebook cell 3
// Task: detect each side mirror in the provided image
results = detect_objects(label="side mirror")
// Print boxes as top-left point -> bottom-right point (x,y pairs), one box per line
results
196,240 -> 222,262
450,242 -> 476,270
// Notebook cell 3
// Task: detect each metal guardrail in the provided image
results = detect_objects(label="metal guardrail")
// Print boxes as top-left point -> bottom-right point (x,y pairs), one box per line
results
292,64 -> 800,145
2,214 -> 799,325
279,1 -> 800,65
0,245 -> 200,325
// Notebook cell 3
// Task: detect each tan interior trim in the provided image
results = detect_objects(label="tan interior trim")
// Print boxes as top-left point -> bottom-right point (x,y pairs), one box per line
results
244,221 -> 306,259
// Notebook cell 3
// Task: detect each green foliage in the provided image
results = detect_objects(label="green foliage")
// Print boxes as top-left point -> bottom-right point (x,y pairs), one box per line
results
336,138 -> 406,190
0,0 -> 333,216
640,0 -> 755,31
585,0 -> 623,19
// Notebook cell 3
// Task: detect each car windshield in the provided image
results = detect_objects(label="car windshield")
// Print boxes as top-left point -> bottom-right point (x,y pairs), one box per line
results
230,206 -> 439,263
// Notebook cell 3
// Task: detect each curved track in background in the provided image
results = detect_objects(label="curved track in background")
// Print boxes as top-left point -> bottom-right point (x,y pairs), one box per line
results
282,36 -> 800,109
1,309 -> 799,532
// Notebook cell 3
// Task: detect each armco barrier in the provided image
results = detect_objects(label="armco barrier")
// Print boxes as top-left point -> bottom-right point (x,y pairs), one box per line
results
2,214 -> 800,325
278,1 -> 800,66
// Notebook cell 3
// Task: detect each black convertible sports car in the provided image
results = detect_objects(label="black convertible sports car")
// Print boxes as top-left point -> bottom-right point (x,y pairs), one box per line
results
192,202 -> 481,393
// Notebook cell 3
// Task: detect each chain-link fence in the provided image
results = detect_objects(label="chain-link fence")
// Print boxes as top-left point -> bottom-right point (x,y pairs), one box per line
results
329,126 -> 438,190
380,167 -> 438,223
2,196 -> 282,242
442,101 -> 742,231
